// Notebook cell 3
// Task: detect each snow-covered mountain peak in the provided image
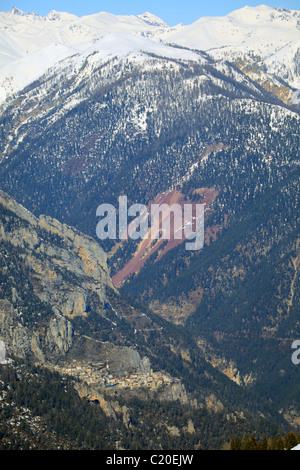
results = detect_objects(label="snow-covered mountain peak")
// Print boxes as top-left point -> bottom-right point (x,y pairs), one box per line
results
137,12 -> 169,28
7,6 -> 41,20
227,4 -> 300,27
44,10 -> 79,22
159,4 -> 300,90
10,6 -> 26,16
0,29 -> 206,105
0,5 -> 299,105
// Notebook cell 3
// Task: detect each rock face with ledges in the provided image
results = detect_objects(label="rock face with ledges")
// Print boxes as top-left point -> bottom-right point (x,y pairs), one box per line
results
0,189 -> 114,361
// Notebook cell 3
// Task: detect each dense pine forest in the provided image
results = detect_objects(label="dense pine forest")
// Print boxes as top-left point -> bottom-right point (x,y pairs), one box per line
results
228,432 -> 300,450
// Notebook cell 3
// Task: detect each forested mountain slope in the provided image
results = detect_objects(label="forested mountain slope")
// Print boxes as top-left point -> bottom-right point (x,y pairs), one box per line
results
0,5 -> 299,448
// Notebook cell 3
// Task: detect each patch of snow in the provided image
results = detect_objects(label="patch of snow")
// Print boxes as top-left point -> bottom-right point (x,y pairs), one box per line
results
0,42 -> 80,103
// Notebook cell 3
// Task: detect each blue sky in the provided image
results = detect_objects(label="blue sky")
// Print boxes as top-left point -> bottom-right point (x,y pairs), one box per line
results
1,0 -> 299,25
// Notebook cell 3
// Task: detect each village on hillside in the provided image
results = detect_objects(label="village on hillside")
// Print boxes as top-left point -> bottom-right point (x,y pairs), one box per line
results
51,359 -> 174,391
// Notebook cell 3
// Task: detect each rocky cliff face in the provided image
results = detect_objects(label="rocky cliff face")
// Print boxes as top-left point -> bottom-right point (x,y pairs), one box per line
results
0,299 -> 73,362
0,189 -> 114,361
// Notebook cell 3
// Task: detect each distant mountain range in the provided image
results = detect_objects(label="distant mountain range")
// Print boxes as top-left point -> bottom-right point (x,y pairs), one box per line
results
0,5 -> 299,103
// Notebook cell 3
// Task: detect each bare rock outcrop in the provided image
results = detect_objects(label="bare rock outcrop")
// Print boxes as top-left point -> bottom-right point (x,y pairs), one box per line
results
0,190 -> 114,362
0,299 -> 74,362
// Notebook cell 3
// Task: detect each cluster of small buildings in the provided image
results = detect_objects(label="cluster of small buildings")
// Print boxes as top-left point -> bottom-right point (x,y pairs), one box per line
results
52,360 -> 172,391
54,361 -> 106,384
106,371 -> 172,390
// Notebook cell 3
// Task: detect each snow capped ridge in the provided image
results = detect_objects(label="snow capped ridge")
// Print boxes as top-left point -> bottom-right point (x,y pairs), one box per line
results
7,6 -> 46,20
81,31 -> 205,62
164,5 -> 300,49
0,4 -> 299,103
7,6 -> 78,21
227,4 -> 300,26
9,6 -> 27,16
137,12 -> 169,28
44,10 -> 79,22
0,31 -> 205,105
161,5 -> 300,91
